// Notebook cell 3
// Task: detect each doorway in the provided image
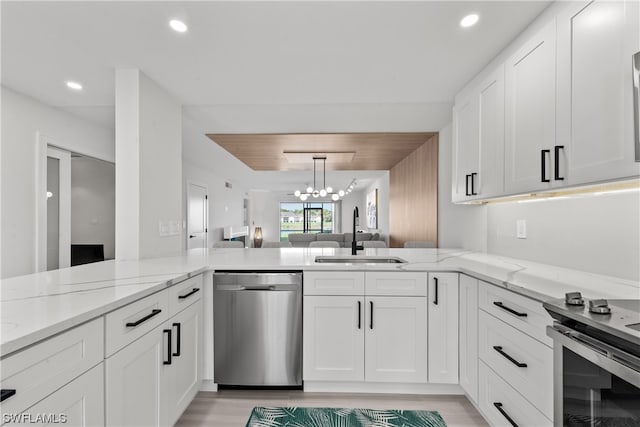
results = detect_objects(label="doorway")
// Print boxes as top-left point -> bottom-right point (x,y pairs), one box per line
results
187,182 -> 208,249
303,207 -> 324,233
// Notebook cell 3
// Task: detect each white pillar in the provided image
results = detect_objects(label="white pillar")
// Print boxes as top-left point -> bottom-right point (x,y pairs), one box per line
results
115,69 -> 182,260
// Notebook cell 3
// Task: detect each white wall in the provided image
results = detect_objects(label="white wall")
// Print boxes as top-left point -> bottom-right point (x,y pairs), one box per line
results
183,161 -> 247,245
437,123 -> 487,251
249,190 -> 281,244
1,87 -> 114,279
486,191 -> 640,281
71,156 -> 115,260
340,190 -> 365,236
115,70 -> 182,260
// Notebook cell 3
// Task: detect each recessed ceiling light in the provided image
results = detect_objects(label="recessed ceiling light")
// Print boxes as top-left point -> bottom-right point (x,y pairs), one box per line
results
66,81 -> 83,91
169,19 -> 188,33
460,14 -> 479,28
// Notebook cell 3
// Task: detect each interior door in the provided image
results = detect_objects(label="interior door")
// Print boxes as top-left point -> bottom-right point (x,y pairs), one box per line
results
187,183 -> 207,249
46,147 -> 71,270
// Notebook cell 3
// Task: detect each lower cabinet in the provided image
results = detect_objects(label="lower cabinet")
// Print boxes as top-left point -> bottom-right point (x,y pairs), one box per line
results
303,295 -> 427,383
106,278 -> 203,426
105,321 -> 171,426
365,296 -> 428,383
427,273 -> 459,384
9,364 -> 105,427
459,274 -> 479,403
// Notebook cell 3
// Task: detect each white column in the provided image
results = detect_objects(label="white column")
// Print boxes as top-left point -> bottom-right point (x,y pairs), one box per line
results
115,69 -> 182,260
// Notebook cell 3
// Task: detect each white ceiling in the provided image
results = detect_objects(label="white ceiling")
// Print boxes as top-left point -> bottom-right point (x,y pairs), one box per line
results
1,0 -> 550,191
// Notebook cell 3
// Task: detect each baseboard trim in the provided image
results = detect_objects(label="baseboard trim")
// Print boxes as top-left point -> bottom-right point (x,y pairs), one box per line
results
303,381 -> 464,395
200,379 -> 218,392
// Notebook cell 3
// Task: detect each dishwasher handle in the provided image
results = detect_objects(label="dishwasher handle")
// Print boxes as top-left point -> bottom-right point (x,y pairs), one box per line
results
215,284 -> 299,292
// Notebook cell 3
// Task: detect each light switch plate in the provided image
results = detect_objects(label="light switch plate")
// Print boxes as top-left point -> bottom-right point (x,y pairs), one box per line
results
516,219 -> 527,239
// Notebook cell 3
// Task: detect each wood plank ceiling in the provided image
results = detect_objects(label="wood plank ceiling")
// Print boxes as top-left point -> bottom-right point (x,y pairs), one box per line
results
206,132 -> 437,171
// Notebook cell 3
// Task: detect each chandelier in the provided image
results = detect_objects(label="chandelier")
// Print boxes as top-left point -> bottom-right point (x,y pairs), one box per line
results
294,156 -> 356,201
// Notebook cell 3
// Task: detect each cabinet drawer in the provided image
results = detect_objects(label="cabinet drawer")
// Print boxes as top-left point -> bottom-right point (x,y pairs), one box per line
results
0,318 -> 103,416
304,272 -> 364,296
365,272 -> 427,296
479,361 -> 552,427
169,275 -> 202,317
105,289 -> 169,357
478,281 -> 553,346
479,310 -> 553,419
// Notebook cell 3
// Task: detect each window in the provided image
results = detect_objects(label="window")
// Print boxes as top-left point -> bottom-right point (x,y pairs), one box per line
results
280,202 -> 335,241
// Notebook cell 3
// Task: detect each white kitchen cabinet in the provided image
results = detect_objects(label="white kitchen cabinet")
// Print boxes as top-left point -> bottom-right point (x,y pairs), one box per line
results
303,272 -> 430,384
303,295 -> 365,382
504,20 -> 558,194
459,275 -> 478,403
556,0 -> 640,185
452,92 -> 479,202
452,65 -> 505,202
167,297 -> 202,425
8,364 -> 104,427
105,322 -> 171,426
427,273 -> 458,384
364,296 -> 428,383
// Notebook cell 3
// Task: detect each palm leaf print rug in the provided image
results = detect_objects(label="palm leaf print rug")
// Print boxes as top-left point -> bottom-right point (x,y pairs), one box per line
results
246,407 -> 447,427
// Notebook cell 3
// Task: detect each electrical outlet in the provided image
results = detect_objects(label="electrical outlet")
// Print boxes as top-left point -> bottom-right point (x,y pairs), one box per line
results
516,219 -> 527,239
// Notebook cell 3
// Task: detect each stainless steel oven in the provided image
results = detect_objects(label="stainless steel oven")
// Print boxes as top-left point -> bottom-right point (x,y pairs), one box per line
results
548,324 -> 640,426
545,296 -> 640,426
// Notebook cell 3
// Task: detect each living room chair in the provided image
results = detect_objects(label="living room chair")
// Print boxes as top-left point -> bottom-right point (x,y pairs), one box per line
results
213,241 -> 244,248
362,240 -> 387,248
309,241 -> 340,248
403,240 -> 436,248
261,241 -> 292,248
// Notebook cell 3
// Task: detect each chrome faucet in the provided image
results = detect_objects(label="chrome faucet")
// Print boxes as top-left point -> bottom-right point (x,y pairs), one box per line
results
352,207 -> 363,255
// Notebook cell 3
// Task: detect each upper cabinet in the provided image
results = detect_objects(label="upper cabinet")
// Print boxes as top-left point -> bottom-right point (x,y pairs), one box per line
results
452,66 -> 505,202
452,0 -> 640,203
504,20 -> 557,195
556,0 -> 640,185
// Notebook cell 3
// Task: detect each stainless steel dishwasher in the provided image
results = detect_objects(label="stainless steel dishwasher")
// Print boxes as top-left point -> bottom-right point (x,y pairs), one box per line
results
213,271 -> 302,386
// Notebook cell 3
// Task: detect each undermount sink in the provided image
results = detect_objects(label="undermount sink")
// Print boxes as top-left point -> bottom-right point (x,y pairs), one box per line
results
314,256 -> 407,264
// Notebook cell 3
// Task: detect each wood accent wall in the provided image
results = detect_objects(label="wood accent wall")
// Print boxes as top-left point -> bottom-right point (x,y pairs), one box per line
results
389,135 -> 439,248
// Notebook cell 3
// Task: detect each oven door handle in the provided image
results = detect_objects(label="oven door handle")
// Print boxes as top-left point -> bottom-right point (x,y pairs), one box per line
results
547,324 -> 640,388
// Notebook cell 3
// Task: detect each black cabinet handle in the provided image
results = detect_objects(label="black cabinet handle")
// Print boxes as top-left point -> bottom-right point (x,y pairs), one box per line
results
357,301 -> 361,330
189,234 -> 196,239
163,329 -> 172,365
172,323 -> 181,357
493,301 -> 527,317
493,346 -> 528,368
493,402 -> 519,427
126,309 -> 162,327
471,173 -> 478,195
370,301 -> 374,329
541,149 -> 550,182
554,145 -> 565,181
465,174 -> 471,196
0,389 -> 16,402
178,288 -> 200,300
433,277 -> 439,305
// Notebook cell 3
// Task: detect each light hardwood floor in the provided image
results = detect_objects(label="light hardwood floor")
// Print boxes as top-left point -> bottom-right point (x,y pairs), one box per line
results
176,390 -> 488,426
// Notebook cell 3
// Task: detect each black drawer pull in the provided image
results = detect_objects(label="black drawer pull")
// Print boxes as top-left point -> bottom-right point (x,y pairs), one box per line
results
471,172 -> 478,195
0,389 -> 16,402
554,145 -> 565,181
172,323 -> 181,357
163,329 -> 172,365
541,149 -> 550,182
178,288 -> 200,300
493,402 -> 518,427
370,301 -> 374,330
433,277 -> 439,305
493,346 -> 528,368
493,301 -> 527,317
126,309 -> 162,327
465,174 -> 471,196
357,301 -> 362,330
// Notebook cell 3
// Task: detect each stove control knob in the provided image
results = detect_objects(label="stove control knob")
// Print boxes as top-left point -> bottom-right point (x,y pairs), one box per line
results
565,292 -> 584,306
589,299 -> 611,314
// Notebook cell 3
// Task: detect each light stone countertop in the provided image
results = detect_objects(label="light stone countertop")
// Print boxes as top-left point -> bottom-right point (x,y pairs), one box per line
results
1,247 -> 638,357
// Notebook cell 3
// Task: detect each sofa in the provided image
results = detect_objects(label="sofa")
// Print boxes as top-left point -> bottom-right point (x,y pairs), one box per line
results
288,232 -> 380,248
